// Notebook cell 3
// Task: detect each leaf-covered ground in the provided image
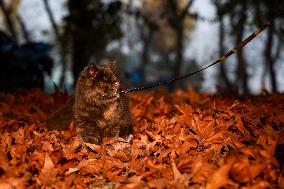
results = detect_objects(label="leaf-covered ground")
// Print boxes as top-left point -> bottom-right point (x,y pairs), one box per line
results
0,88 -> 284,188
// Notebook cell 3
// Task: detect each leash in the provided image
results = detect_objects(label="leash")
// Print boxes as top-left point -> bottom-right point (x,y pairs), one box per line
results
120,21 -> 271,94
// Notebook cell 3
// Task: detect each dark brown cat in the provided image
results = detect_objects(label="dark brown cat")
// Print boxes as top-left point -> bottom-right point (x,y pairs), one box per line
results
73,63 -> 132,144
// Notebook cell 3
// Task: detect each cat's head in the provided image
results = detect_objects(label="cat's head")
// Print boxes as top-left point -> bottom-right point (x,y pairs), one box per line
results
77,63 -> 120,105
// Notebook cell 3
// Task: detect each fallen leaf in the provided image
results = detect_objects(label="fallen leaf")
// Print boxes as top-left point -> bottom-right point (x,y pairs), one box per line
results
39,153 -> 58,186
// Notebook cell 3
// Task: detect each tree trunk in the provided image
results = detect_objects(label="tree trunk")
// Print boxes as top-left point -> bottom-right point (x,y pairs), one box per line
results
17,14 -> 31,43
264,21 -> 277,92
72,40 -> 91,84
173,24 -> 184,78
236,45 -> 249,94
0,1 -> 18,44
140,28 -> 153,84
167,0 -> 190,78
218,16 -> 234,91
235,2 -> 249,94
43,0 -> 67,88
43,0 -> 60,38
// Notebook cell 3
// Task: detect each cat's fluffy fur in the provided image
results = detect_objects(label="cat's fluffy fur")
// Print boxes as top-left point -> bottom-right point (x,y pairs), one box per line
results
73,63 -> 132,144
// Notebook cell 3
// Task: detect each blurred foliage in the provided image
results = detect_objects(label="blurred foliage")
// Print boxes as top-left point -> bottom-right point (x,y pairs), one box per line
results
63,0 -> 123,82
142,0 -> 195,55
212,0 -> 284,93
214,0 -> 284,28
127,0 -> 196,88
0,0 -> 283,93
0,0 -> 21,31
0,0 -> 21,43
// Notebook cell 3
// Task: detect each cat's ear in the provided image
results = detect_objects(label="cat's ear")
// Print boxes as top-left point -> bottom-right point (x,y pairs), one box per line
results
107,61 -> 119,77
87,63 -> 99,76
107,60 -> 117,71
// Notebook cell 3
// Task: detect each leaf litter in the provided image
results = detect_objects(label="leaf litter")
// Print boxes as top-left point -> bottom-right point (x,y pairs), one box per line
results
0,88 -> 284,188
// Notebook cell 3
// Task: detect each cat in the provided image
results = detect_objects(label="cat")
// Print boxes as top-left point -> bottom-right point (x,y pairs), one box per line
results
73,63 -> 132,144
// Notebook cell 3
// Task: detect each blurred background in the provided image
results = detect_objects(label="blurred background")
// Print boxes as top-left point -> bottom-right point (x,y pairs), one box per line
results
0,0 -> 283,94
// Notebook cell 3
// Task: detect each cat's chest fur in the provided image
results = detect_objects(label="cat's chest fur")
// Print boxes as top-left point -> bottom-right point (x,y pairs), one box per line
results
103,102 -> 118,120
